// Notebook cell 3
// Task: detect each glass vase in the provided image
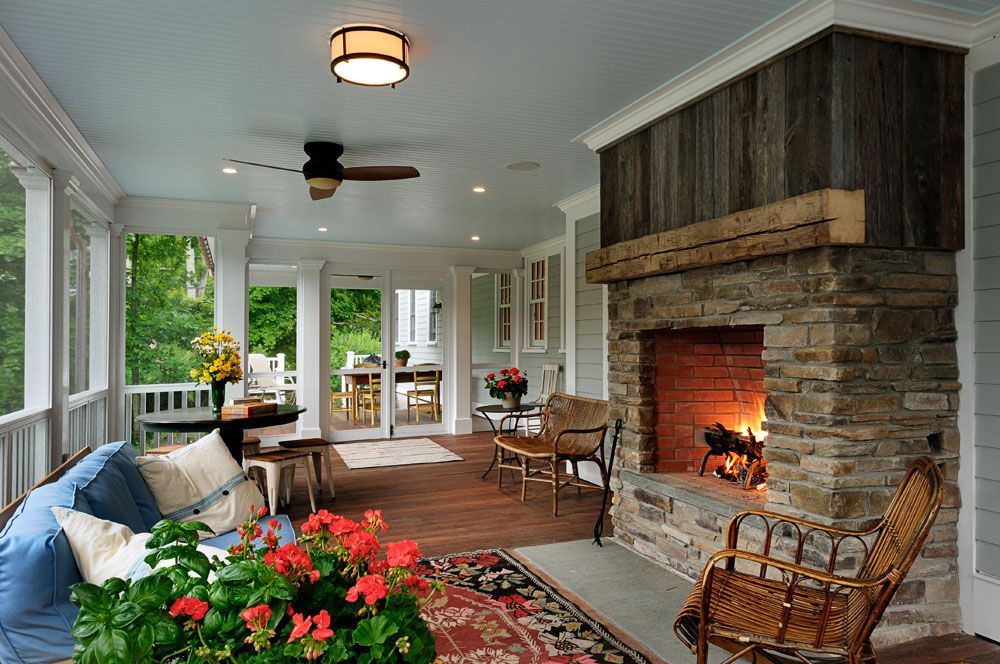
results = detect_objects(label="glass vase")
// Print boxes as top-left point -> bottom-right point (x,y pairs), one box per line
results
210,380 -> 227,415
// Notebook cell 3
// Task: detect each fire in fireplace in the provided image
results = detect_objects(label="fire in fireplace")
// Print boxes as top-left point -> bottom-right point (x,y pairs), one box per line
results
701,423 -> 768,491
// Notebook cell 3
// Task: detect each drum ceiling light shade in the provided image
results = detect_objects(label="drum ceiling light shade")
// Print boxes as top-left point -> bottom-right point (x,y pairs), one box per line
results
330,24 -> 410,87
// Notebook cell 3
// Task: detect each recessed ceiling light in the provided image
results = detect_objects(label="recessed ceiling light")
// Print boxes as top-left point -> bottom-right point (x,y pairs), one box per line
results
470,235 -> 481,241
472,186 -> 486,193
317,227 -> 328,232
222,166 -> 239,174
505,161 -> 540,172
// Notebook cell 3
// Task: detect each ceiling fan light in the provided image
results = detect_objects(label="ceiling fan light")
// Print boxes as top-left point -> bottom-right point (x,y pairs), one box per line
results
306,177 -> 342,191
330,24 -> 410,87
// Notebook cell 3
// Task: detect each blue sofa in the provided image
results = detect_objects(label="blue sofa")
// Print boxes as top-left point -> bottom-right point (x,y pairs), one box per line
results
0,441 -> 296,664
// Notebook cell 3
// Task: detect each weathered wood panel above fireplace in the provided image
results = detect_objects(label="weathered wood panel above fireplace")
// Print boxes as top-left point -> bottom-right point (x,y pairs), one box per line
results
599,28 -> 966,252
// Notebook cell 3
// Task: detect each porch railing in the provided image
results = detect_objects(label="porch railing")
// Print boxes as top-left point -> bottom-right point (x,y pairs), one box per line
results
67,388 -> 108,457
0,407 -> 52,505
124,382 -> 210,452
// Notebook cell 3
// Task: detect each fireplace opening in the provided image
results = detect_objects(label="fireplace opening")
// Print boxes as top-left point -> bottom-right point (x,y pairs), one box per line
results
654,326 -> 767,493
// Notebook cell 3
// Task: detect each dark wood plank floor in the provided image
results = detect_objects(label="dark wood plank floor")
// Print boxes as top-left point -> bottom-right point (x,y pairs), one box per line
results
282,431 -> 610,557
280,432 -> 1000,664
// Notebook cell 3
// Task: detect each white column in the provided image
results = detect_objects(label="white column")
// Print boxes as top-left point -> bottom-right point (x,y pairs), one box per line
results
84,220 -> 110,390
563,220 -> 577,394
447,266 -> 475,434
15,168 -> 52,413
107,224 -> 126,439
510,267 -> 525,370
296,259 -> 329,439
213,230 -> 251,401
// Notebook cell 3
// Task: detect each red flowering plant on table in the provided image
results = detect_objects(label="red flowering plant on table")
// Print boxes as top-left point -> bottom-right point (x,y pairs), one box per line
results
68,507 -> 442,663
483,367 -> 529,399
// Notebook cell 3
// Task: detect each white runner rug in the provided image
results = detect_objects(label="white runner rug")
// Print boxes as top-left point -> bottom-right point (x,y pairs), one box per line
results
332,438 -> 463,470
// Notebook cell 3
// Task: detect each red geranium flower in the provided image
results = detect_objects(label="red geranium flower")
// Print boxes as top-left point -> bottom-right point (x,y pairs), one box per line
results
311,609 -> 334,642
486,373 -> 496,380
240,604 -> 272,632
346,574 -> 389,606
362,508 -> 388,531
510,367 -> 519,375
287,612 -> 312,643
344,529 -> 380,563
264,543 -> 319,584
497,380 -> 507,389
169,596 -> 209,622
386,539 -> 421,568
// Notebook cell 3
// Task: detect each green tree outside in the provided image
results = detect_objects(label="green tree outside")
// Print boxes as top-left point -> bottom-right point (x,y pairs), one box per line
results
0,149 -> 26,416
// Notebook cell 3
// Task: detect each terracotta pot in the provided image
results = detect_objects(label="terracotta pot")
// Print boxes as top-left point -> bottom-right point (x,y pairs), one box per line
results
394,358 -> 408,367
501,392 -> 521,409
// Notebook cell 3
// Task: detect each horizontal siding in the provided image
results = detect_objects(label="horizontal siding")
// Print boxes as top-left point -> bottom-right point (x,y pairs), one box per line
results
575,213 -> 605,399
974,63 -> 1000,579
471,274 -> 510,404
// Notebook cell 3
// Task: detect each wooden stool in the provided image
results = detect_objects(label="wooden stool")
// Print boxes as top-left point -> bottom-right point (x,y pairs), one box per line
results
329,391 -> 353,422
242,436 -> 261,455
244,450 -> 317,516
278,438 -> 336,497
146,444 -> 186,455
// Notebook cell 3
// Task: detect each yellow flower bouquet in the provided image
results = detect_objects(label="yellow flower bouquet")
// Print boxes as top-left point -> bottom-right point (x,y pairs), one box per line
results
190,327 -> 244,413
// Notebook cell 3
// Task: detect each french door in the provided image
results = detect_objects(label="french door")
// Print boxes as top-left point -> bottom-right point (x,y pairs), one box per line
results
327,270 -> 446,442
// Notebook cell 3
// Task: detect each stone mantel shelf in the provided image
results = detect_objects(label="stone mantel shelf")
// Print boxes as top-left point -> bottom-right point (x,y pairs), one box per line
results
587,188 -> 866,284
621,469 -> 768,519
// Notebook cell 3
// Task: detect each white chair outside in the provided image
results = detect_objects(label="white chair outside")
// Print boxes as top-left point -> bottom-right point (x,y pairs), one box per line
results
523,364 -> 560,433
247,352 -> 297,404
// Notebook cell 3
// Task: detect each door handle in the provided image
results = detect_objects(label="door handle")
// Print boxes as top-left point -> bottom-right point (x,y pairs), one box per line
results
382,360 -> 387,369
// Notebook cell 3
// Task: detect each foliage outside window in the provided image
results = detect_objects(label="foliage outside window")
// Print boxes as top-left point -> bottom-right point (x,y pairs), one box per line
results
125,233 -> 214,385
0,146 -> 27,416
526,257 -> 547,348
68,202 -> 110,394
494,273 -> 511,350
330,287 -> 381,391
248,285 -> 297,370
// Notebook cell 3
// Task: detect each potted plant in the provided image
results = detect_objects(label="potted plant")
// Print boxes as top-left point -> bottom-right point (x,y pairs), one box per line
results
484,367 -> 528,408
394,349 -> 410,367
190,327 -> 244,414
70,508 -> 441,663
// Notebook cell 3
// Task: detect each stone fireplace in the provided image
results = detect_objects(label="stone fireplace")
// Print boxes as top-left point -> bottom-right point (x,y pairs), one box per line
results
586,28 -> 967,646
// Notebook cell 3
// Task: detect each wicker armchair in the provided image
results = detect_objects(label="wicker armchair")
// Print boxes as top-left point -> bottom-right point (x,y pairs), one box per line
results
494,392 -> 609,516
674,457 -> 944,664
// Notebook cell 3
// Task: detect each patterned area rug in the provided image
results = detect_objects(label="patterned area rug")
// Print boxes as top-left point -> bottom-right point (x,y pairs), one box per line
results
418,550 -> 653,664
332,438 -> 463,469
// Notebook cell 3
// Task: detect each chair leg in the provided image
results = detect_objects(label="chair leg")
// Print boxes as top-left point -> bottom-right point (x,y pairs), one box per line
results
263,464 -> 280,516
521,458 -> 529,502
551,457 -> 559,517
695,625 -> 709,664
572,460 -> 581,495
496,446 -> 504,488
321,447 -> 336,497
311,451 -> 323,495
284,465 -> 296,506
301,458 -> 317,513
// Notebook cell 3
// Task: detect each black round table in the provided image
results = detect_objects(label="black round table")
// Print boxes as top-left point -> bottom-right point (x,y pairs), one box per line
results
135,405 -> 307,462
476,403 -> 539,479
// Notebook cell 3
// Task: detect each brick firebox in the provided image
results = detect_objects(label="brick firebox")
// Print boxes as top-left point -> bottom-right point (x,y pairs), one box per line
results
605,246 -> 961,646
654,327 -> 766,473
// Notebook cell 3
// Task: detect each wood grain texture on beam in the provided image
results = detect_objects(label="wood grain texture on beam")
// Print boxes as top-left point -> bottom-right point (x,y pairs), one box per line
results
586,188 -> 865,284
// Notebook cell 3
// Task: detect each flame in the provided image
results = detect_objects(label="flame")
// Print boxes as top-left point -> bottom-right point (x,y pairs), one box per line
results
737,394 -> 767,441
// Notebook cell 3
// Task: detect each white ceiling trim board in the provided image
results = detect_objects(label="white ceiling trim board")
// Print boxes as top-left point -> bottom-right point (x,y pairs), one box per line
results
520,235 -> 565,259
555,184 -> 600,222
970,11 -> 1000,69
574,0 -> 986,151
249,236 -> 520,260
0,23 -> 124,205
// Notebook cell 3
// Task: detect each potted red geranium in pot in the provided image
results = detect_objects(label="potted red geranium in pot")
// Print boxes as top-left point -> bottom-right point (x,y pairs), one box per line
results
484,367 -> 528,408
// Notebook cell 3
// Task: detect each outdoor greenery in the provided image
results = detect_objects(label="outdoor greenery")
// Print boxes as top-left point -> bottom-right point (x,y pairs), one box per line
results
330,288 -> 381,391
125,233 -> 214,385
248,287 -> 297,369
0,150 -> 26,415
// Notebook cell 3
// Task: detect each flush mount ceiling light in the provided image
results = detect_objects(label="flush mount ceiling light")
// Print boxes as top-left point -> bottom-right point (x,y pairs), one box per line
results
505,161 -> 540,172
221,166 -> 239,174
330,24 -> 410,87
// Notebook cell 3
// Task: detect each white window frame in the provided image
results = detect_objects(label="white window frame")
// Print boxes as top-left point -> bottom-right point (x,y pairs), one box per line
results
427,290 -> 438,345
523,255 -> 548,351
493,273 -> 512,351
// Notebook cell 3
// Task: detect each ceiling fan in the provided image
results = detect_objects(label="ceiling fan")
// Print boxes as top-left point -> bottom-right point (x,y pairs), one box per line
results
225,141 -> 419,201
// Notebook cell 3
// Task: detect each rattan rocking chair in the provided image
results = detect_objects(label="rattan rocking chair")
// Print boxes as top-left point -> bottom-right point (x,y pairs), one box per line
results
674,457 -> 944,664
493,392 -> 609,516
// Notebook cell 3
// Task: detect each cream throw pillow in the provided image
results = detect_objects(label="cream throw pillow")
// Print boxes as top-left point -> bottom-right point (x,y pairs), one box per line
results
51,507 -> 228,585
136,429 -> 265,537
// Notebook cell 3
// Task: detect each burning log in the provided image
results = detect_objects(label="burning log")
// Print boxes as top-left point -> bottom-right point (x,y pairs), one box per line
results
700,423 -> 769,491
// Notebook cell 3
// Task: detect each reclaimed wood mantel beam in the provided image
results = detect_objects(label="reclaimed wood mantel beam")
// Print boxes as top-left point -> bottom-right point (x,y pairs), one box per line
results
585,188 -> 865,284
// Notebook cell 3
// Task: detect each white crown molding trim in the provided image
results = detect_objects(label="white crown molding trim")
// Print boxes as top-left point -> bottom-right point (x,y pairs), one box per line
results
574,0 -> 983,151
555,184 -> 600,221
520,234 -> 565,258
970,10 -> 1000,71
116,196 -> 253,214
0,24 -> 124,205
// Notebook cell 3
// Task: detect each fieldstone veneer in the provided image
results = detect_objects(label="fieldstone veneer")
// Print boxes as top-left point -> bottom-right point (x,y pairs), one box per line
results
606,246 -> 961,646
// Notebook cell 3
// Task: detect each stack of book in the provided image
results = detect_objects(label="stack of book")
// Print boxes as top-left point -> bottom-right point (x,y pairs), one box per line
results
220,397 -> 277,419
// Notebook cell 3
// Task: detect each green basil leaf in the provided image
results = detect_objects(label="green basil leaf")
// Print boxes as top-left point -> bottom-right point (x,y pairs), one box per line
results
101,577 -> 127,597
125,575 -> 172,610
110,601 -> 144,628
177,549 -> 210,578
133,622 -> 154,656
70,583 -> 112,612
215,560 -> 255,582
93,627 -> 131,663
201,607 -> 224,638
151,613 -> 180,645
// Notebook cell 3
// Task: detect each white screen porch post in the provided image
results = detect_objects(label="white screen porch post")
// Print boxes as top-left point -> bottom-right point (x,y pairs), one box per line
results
213,230 -> 250,402
296,259 -> 329,439
447,266 -> 474,434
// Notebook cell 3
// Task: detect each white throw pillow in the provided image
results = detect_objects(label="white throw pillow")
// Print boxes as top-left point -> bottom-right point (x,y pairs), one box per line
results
51,507 -> 228,585
136,429 -> 265,537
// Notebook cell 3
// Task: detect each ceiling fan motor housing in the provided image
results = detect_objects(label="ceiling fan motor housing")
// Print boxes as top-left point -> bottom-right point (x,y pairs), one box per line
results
302,142 -> 345,190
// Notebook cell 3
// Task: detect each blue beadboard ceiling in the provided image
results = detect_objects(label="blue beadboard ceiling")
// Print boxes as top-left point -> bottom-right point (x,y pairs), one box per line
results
0,1 -> 996,248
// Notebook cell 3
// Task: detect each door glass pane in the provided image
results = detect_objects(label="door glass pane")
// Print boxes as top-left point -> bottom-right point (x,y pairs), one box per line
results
248,270 -> 297,406
330,276 -> 382,432
393,274 -> 444,428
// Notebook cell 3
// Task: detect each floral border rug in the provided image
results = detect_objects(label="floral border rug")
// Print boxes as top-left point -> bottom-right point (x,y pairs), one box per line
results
417,549 -> 653,664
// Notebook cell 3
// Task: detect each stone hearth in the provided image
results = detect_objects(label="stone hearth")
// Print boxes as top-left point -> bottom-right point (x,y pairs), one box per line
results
605,245 -> 961,645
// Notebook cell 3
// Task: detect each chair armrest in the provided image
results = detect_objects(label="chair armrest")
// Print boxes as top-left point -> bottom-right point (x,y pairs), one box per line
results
704,548 -> 896,591
553,425 -> 606,453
